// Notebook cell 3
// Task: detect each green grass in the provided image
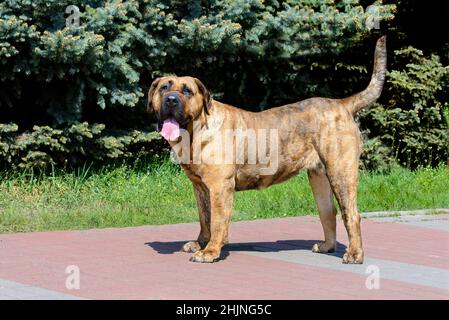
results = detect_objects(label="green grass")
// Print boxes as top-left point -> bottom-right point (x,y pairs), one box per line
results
0,162 -> 448,233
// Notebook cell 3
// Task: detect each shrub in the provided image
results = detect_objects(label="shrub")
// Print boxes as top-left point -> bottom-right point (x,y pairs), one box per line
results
360,47 -> 449,169
0,0 -> 395,126
0,122 -> 168,169
359,133 -> 396,172
0,0 -> 402,170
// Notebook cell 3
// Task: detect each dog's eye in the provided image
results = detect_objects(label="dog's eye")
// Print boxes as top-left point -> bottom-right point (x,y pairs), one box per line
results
183,87 -> 192,96
160,83 -> 170,92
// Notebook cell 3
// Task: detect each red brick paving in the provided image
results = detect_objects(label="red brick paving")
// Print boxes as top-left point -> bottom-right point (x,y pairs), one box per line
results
0,214 -> 448,299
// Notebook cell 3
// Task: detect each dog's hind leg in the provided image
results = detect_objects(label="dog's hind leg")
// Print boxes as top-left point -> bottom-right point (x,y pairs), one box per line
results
324,155 -> 364,264
308,169 -> 337,253
181,183 -> 211,253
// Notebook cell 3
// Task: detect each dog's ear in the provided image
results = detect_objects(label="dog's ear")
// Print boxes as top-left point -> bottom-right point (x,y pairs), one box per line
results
147,77 -> 162,113
194,78 -> 212,115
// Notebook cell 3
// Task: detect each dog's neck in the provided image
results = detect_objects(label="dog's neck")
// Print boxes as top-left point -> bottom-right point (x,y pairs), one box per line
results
189,99 -> 217,136
165,100 -> 216,150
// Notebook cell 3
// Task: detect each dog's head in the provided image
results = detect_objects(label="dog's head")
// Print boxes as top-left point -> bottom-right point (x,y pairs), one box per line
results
147,76 -> 211,141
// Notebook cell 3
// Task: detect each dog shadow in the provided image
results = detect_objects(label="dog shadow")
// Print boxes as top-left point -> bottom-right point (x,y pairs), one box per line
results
145,239 -> 347,261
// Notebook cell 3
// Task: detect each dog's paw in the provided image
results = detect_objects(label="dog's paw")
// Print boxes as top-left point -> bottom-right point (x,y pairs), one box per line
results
189,250 -> 220,263
312,242 -> 336,254
342,248 -> 364,264
181,241 -> 202,253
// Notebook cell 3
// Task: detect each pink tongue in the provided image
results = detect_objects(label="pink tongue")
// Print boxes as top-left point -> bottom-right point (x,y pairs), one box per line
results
160,118 -> 180,141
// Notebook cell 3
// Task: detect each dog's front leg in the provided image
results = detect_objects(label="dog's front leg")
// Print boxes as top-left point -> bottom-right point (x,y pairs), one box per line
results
190,178 -> 234,263
181,182 -> 211,253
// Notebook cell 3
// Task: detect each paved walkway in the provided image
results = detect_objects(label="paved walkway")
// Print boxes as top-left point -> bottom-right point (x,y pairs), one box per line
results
1,212 -> 448,299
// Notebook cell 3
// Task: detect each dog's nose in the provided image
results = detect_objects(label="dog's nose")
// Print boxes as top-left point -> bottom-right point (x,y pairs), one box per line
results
164,95 -> 179,107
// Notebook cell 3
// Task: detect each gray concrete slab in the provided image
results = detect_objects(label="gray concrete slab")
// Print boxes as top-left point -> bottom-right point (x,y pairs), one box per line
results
400,219 -> 449,231
361,209 -> 449,218
367,213 -> 449,231
238,248 -> 449,292
0,279 -> 84,300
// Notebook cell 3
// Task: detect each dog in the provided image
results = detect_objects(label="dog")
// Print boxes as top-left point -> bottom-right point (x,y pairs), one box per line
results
147,36 -> 387,264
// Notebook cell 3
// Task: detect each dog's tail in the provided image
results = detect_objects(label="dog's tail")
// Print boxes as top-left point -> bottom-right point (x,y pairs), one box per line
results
344,36 -> 387,115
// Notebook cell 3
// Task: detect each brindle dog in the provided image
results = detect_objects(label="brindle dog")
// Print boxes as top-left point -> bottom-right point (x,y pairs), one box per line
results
147,37 -> 387,264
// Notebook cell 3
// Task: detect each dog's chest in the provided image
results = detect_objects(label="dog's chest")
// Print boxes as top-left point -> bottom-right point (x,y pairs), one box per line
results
234,164 -> 300,191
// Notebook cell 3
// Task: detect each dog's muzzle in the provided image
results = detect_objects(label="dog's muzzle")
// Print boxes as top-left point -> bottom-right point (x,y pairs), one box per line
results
158,92 -> 188,141
164,94 -> 180,109
160,92 -> 184,122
